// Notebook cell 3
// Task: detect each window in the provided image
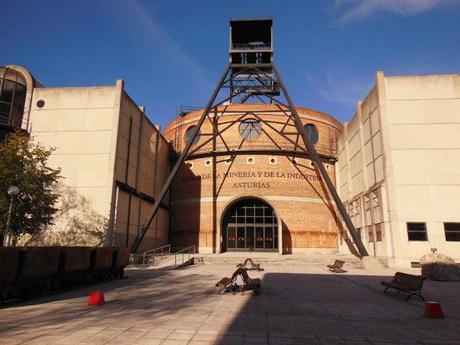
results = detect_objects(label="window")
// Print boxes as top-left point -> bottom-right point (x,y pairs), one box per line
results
444,223 -> 460,242
347,204 -> 354,216
368,223 -> 383,242
303,124 -> 319,145
246,157 -> 255,164
407,222 -> 427,241
0,69 -> 27,128
239,119 -> 261,140
354,200 -> 360,215
184,126 -> 200,144
376,223 -> 383,242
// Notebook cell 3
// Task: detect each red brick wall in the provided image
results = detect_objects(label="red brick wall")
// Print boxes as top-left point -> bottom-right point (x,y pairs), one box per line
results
164,104 -> 343,253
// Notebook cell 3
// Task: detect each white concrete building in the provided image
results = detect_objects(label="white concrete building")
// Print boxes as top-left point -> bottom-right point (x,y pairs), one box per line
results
337,72 -> 460,267
3,64 -> 460,264
0,65 -> 170,251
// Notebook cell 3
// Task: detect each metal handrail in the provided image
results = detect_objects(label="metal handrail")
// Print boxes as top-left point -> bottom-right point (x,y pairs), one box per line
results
143,244 -> 171,256
132,244 -> 171,265
174,245 -> 196,268
232,43 -> 271,50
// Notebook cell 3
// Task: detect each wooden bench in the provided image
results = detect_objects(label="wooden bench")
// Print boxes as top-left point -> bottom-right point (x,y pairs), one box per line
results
380,272 -> 426,301
327,260 -> 346,273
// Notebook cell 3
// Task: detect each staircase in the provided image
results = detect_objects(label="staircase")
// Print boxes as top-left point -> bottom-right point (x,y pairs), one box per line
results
199,252 -> 364,269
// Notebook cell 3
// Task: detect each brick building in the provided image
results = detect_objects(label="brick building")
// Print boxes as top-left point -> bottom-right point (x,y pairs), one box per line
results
2,64 -> 459,267
163,104 -> 343,254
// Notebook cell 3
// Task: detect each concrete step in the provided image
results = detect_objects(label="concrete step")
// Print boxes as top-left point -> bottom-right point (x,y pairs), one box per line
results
197,253 -> 364,268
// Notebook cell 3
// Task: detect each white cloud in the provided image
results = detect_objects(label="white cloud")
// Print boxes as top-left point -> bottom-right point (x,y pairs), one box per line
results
306,70 -> 374,109
123,0 -> 212,90
335,0 -> 456,24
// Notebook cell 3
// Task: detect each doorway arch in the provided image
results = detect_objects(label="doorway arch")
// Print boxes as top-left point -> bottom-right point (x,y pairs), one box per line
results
221,197 -> 279,252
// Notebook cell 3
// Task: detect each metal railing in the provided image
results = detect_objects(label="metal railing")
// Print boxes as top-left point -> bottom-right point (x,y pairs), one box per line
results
174,245 -> 196,268
132,244 -> 171,265
232,43 -> 271,50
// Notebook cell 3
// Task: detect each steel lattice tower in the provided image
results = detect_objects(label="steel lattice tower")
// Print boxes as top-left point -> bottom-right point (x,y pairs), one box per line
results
131,18 -> 368,258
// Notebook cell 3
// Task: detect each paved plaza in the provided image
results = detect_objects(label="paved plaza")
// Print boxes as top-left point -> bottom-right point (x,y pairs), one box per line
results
0,262 -> 459,345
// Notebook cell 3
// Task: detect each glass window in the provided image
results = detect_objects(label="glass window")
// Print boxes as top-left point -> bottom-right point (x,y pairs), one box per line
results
184,125 -> 200,144
246,226 -> 254,248
444,223 -> 460,242
255,227 -> 264,248
0,80 -> 14,103
11,84 -> 26,127
303,124 -> 319,145
227,227 -> 236,248
239,119 -> 261,140
407,222 -> 427,241
237,228 -> 245,248
225,198 -> 278,251
265,227 -> 274,248
375,223 -> 383,242
368,224 -> 383,242
0,103 -> 10,125
0,69 -> 27,128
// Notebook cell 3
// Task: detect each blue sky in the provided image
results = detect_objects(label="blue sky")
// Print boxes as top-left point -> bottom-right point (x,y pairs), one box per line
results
2,0 -> 460,128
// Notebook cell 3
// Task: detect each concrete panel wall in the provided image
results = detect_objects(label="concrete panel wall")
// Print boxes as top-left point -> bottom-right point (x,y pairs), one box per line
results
30,81 -> 170,250
336,81 -> 391,259
338,73 -> 460,266
113,92 -> 170,251
383,74 -> 460,265
30,84 -> 120,217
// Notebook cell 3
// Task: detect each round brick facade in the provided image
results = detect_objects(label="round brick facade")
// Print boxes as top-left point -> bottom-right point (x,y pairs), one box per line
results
163,104 -> 343,254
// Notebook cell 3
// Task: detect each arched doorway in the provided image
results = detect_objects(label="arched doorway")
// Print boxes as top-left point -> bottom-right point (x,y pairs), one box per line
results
222,198 -> 278,252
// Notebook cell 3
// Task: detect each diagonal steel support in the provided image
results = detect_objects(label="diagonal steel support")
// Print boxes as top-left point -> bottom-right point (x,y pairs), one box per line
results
130,64 -> 231,253
272,66 -> 368,257
131,61 -> 368,258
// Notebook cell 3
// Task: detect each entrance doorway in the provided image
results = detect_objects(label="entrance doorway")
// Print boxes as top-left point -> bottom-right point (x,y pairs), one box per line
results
223,198 -> 278,252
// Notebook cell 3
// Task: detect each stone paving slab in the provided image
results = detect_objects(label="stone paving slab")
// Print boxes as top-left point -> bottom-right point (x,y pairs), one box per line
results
0,264 -> 459,345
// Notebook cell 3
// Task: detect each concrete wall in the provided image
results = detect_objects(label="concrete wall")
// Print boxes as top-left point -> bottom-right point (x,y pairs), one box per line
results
112,91 -> 170,252
337,72 -> 460,266
382,73 -> 460,266
29,82 -> 123,245
336,83 -> 391,259
29,80 -> 170,250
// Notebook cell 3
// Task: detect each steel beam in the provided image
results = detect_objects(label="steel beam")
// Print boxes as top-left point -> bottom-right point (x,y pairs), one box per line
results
132,61 -> 368,258
272,66 -> 368,257
130,64 -> 231,253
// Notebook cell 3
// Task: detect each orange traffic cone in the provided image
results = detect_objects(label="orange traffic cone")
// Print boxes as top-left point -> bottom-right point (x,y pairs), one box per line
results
424,301 -> 444,318
88,291 -> 105,306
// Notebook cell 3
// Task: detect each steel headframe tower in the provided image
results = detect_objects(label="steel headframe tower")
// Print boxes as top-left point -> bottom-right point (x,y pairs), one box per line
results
131,18 -> 369,258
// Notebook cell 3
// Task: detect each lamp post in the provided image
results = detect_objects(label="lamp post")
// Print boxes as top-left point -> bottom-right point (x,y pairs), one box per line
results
5,186 -> 20,246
